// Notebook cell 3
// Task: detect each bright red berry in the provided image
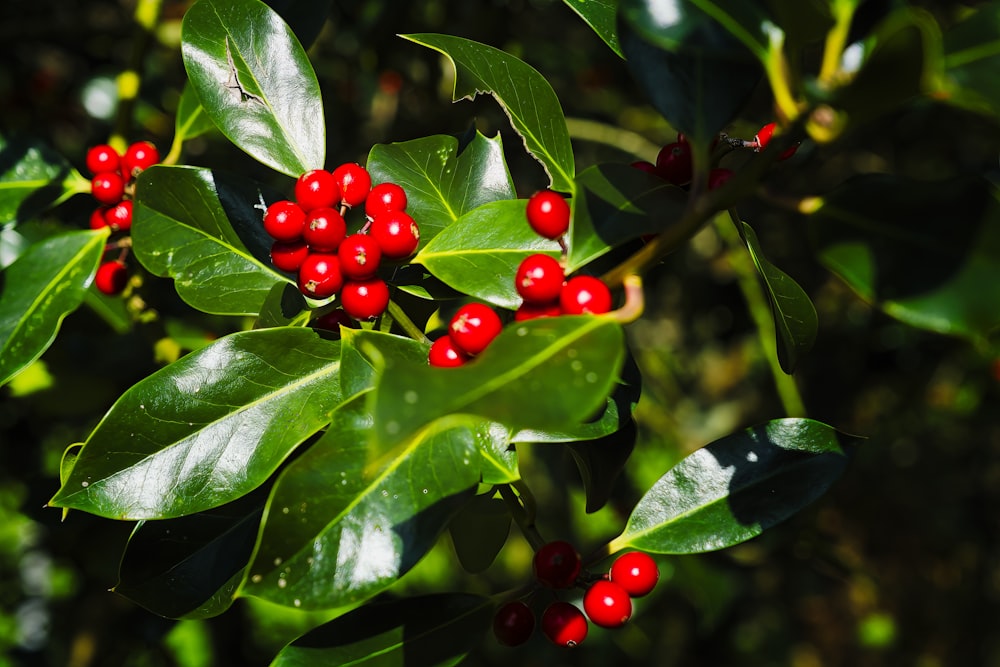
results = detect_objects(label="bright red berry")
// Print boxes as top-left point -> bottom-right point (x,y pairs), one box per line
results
270,240 -> 310,272
540,602 -> 588,647
449,303 -> 502,357
297,253 -> 343,299
295,169 -> 340,211
560,276 -> 612,315
516,254 -> 564,304
91,172 -> 125,205
609,551 -> 659,598
655,141 -> 693,185
533,540 -> 581,589
755,122 -> 798,160
337,233 -> 383,280
428,335 -> 469,368
583,580 -> 632,628
303,207 -> 347,252
339,278 -> 390,320
103,200 -> 133,232
94,260 -> 128,295
264,200 -> 306,242
514,301 -> 562,321
525,190 -> 570,239
86,144 -> 120,175
332,163 -> 372,207
370,210 -> 420,258
708,168 -> 734,190
89,207 -> 109,230
121,141 -> 159,179
365,182 -> 408,219
493,601 -> 535,647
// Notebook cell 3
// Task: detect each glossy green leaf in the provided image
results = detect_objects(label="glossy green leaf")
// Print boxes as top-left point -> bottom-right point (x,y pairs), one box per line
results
240,395 -> 479,609
401,34 -> 575,192
941,3 -> 1000,116
263,0 -> 332,49
256,283 -> 311,329
57,443 -> 84,521
808,175 -> 1000,342
0,134 -> 88,224
174,81 -> 217,144
1,223 -> 26,268
366,132 -> 515,250
181,0 -> 324,176
338,328 -> 430,402
48,328 -> 343,519
132,165 -> 291,316
415,199 -> 561,309
0,228 -> 109,386
562,0 -> 623,57
473,421 -> 519,485
270,593 -> 492,667
448,494 -> 512,574
736,220 -> 817,374
568,419 -> 637,513
610,419 -> 853,554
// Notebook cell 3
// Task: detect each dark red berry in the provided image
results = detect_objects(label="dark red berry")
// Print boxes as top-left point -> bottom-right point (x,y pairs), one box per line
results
91,172 -> 125,205
493,601 -> 535,647
337,233 -> 382,280
708,168 -> 734,190
449,303 -> 502,356
540,602 -> 588,647
370,210 -> 420,258
86,144 -> 120,175
630,160 -> 659,176
312,309 -> 355,331
365,182 -> 408,219
303,207 -> 347,252
533,540 -> 581,589
94,260 -> 128,295
560,276 -> 612,315
516,253 -> 564,304
428,335 -> 469,368
295,169 -> 340,212
609,551 -> 659,597
339,278 -> 390,320
583,580 -> 632,628
514,301 -> 562,321
264,200 -> 306,242
297,253 -> 343,299
90,207 -> 109,230
655,141 -> 693,185
121,141 -> 159,179
104,200 -> 133,232
525,190 -> 570,239
270,240 -> 310,272
332,163 -> 372,207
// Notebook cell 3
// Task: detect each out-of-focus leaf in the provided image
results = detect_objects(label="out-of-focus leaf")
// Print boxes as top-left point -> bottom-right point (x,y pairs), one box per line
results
262,0 -> 332,49
940,3 -> 1000,117
449,494 -> 512,574
0,134 -> 88,224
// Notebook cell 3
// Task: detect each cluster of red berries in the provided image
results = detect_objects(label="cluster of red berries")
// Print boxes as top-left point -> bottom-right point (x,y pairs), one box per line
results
262,163 -> 420,321
427,189 -> 613,368
85,141 -> 161,295
492,541 -> 659,648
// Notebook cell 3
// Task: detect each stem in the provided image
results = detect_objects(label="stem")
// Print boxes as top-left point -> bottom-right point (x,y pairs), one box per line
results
108,0 -> 164,150
605,274 -> 644,323
818,0 -> 856,86
499,482 -> 545,551
386,299 -> 430,344
565,117 -> 663,163
763,32 -> 801,123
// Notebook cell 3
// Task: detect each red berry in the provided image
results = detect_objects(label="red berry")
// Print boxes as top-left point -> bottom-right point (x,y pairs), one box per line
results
365,182 -> 408,219
428,335 -> 469,368
303,207 -> 347,252
514,301 -> 562,321
270,240 -> 310,272
516,254 -> 564,304
339,278 -> 390,320
338,233 -> 383,280
86,144 -> 120,175
492,601 -> 535,647
295,169 -> 340,211
708,168 -> 734,190
540,602 -> 588,647
609,551 -> 659,598
90,207 -> 109,230
121,141 -> 159,179
91,172 -> 125,205
370,210 -> 420,258
297,253 -> 343,299
533,540 -> 581,589
560,276 -> 612,315
94,260 -> 128,295
630,160 -> 659,176
755,122 -> 798,160
312,309 -> 355,331
264,200 -> 306,242
103,200 -> 133,232
525,190 -> 570,239
583,580 -> 632,628
655,141 -> 693,185
331,163 -> 372,207
449,303 -> 502,356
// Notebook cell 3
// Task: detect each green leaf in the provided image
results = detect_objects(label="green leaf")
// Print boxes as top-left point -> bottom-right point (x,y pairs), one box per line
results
401,34 -> 575,192
567,419 -> 637,513
270,593 -> 492,667
181,0 -> 324,176
941,3 -> 1000,117
240,395 -> 479,609
735,220 -> 817,374
610,418 -> 853,554
338,328 -> 430,402
263,0 -> 332,50
0,134 -> 88,224
48,328 -> 343,519
366,132 -> 515,249
174,81 -> 218,144
133,165 -> 291,316
808,174 -> 1000,342
415,199 -> 561,309
0,229 -> 109,386
448,494 -> 512,574
256,283 -> 311,329
562,0 -> 623,57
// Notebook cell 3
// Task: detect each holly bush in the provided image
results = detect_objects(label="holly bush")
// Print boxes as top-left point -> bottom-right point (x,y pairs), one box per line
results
1,0 -> 999,664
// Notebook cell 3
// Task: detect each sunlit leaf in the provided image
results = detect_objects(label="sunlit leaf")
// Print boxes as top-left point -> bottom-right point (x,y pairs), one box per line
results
562,0 -> 623,57
0,134 -> 88,224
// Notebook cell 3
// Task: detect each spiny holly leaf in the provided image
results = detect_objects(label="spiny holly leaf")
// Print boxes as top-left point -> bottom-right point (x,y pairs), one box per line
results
415,199 -> 561,310
0,228 -> 109,387
181,0 -> 324,176
133,165 -> 290,316
366,132 -> 515,249
239,394 -> 480,610
48,328 -> 343,520
562,0 -> 623,57
401,34 -> 575,192
0,134 -> 89,224
941,2 -> 1000,117
610,419 -> 853,554
270,593 -> 492,667
448,494 -> 512,574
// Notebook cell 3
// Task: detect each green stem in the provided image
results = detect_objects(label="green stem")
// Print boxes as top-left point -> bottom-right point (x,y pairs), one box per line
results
565,117 -> 663,163
499,482 -> 545,551
818,0 -> 856,86
108,0 -> 164,150
387,299 -> 430,344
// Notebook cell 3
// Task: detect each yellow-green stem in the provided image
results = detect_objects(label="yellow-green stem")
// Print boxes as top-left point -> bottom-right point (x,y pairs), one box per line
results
565,117 -> 663,163
387,299 -> 430,344
818,0 -> 856,85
